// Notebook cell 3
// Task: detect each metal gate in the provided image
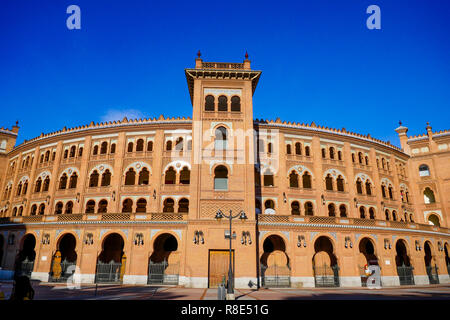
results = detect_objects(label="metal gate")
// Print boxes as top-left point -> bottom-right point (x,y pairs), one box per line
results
426,266 -> 439,284
148,260 -> 179,285
313,264 -> 340,287
397,264 -> 415,285
49,259 -> 77,282
95,260 -> 122,284
19,258 -> 35,278
260,265 -> 291,287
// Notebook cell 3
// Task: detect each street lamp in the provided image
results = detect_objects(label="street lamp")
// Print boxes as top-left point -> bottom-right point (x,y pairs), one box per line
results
215,209 -> 248,300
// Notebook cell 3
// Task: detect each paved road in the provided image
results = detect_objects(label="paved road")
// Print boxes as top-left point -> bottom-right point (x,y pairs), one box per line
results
1,281 -> 449,300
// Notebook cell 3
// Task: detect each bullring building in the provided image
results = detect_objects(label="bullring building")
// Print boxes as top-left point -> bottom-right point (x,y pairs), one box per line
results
0,55 -> 449,288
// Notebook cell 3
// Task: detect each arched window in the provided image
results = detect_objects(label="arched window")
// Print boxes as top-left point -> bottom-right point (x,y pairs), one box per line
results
352,153 -> 355,163
12,207 -> 17,217
175,137 -> 183,151
127,142 -> 134,152
218,95 -> 228,111
419,164 -> 430,177
110,144 -> 116,154
215,127 -> 227,150
45,151 -> 50,162
59,174 -> 68,190
125,168 -> 136,185
385,209 -> 390,221
365,181 -> 372,195
69,173 -> 78,189
286,144 -> 292,154
304,202 -> 314,216
163,198 -> 175,212
376,159 -> 379,168
231,96 -> 241,112
325,174 -> 333,191
30,204 -> 37,216
339,204 -> 347,217
138,168 -> 149,185
263,169 -> 274,187
40,154 -> 44,163
321,148 -> 326,159
122,199 -> 133,213
55,202 -> 63,214
166,140 -> 172,151
22,181 -> 28,195
267,143 -> 273,154
38,204 -> 45,215
65,201 -> 73,214
291,201 -> 300,215
63,150 -> 68,159
302,172 -> 312,189
289,171 -> 299,188
136,198 -> 147,213
365,156 -> 369,165
18,206 -> 23,216
89,170 -> 99,187
164,167 -> 176,185
16,182 -> 22,196
93,145 -> 99,155
70,146 -> 76,157
356,179 -> 363,194
101,170 -> 111,186
381,158 -> 386,169
295,142 -> 302,155
136,139 -> 144,152
85,200 -> 95,213
214,165 -> 228,190
358,152 -> 363,164
428,214 -> 440,226
178,198 -> 189,213
43,177 -> 50,192
187,140 -> 192,151
180,167 -> 190,184
205,95 -> 215,111
328,203 -> 336,217
359,206 -> 366,219
35,178 -> 42,193
329,147 -> 335,159
369,207 -> 375,219
264,200 -> 275,210
78,147 -> 83,157
388,185 -> 394,199
338,151 -> 342,161
147,141 -> 153,152
305,146 -> 310,156
100,142 -> 108,154
381,185 -> 387,198
423,187 -> 436,204
98,200 -> 108,213
392,210 -> 397,221
337,176 -> 344,192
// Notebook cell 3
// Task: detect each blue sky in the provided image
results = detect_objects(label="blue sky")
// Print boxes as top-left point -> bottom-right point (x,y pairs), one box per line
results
1,0 -> 449,147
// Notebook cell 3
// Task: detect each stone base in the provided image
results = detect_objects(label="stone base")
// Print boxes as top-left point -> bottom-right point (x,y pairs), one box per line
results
414,275 -> 430,285
31,272 -> 49,282
438,274 -> 450,284
179,276 -> 208,288
339,276 -> 362,287
123,275 -> 148,285
381,276 -> 400,286
290,276 -> 315,288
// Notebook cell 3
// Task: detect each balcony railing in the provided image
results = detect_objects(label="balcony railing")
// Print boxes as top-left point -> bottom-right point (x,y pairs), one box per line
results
202,62 -> 244,70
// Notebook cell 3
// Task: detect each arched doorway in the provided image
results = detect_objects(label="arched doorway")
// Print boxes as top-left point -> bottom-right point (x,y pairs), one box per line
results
260,235 -> 290,287
358,238 -> 380,287
395,239 -> 414,285
49,234 -> 77,282
424,241 -> 439,284
95,233 -> 125,283
15,234 -> 36,278
312,236 -> 339,287
148,233 -> 179,285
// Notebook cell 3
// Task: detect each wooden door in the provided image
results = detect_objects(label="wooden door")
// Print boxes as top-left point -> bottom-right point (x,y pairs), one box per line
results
208,250 -> 234,288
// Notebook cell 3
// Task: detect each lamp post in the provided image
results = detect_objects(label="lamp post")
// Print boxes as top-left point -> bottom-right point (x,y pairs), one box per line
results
215,209 -> 247,300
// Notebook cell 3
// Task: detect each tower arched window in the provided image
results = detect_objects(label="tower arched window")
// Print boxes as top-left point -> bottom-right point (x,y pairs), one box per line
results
125,168 -> 136,185
64,150 -> 68,160
267,143 -> 273,154
175,137 -> 183,151
305,146 -> 310,156
101,170 -> 111,186
147,141 -> 153,152
89,170 -> 99,187
218,95 -> 227,111
122,199 -> 133,213
419,164 -> 430,177
93,145 -> 99,155
205,95 -> 215,111
78,147 -> 83,157
215,127 -> 227,150
231,96 -> 241,112
388,185 -> 394,199
70,146 -> 76,157
295,142 -> 302,155
136,198 -> 147,213
328,203 -> 336,217
163,198 -> 175,212
359,206 -> 366,219
339,204 -> 347,217
55,202 -> 63,215
263,169 -> 274,187
136,139 -> 144,152
166,140 -> 172,151
289,171 -> 299,188
291,201 -> 300,215
127,142 -> 134,152
43,177 -> 50,192
365,181 -> 372,195
110,144 -> 116,154
369,207 -> 375,219
38,204 -> 45,215
164,167 -> 176,185
325,174 -> 333,191
337,176 -> 344,191
304,202 -> 314,216
138,168 -> 149,185
423,187 -> 436,204
381,185 -> 387,198
178,198 -> 189,213
356,179 -> 363,194
365,156 -> 369,165
329,147 -> 335,159
338,151 -> 342,161
98,200 -> 108,213
214,165 -> 228,190
358,152 -> 363,164
321,148 -> 326,158
302,172 -> 312,189
286,144 -> 291,154
65,201 -> 73,214
35,178 -> 42,193
100,142 -> 108,154
69,173 -> 78,189
59,174 -> 68,190
180,167 -> 190,184
30,204 -> 37,216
